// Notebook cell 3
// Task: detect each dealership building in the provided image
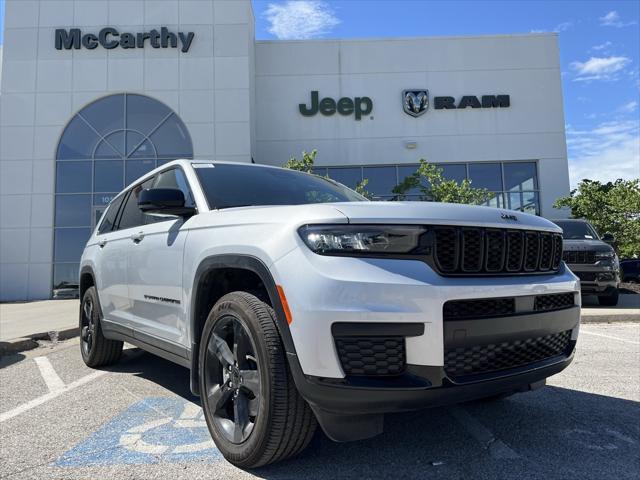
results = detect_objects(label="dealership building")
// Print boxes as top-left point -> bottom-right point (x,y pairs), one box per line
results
0,0 -> 571,301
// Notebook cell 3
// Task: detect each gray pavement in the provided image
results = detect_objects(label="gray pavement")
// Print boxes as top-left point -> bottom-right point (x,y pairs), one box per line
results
0,300 -> 78,341
0,323 -> 638,480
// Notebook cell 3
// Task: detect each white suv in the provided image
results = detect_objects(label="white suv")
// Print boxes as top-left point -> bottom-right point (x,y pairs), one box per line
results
79,160 -> 581,467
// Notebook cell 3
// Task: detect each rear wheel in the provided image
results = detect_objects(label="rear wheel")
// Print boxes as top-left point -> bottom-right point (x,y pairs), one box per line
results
598,289 -> 619,306
79,286 -> 123,367
199,292 -> 316,468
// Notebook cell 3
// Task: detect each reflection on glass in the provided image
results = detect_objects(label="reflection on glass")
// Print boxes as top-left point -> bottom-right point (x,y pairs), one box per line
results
54,228 -> 91,262
127,159 -> 156,184
93,193 -> 117,206
468,163 -> 502,190
363,166 -> 397,195
53,263 -> 81,290
397,165 -> 423,194
327,167 -> 362,189
94,160 -> 124,193
79,94 -> 125,136
439,164 -> 467,183
504,162 -> 537,191
57,116 -> 100,160
311,167 -> 328,177
56,162 -> 92,193
55,195 -> 92,227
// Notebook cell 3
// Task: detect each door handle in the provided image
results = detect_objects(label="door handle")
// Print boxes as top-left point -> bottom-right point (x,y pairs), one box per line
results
98,239 -> 107,248
131,231 -> 145,243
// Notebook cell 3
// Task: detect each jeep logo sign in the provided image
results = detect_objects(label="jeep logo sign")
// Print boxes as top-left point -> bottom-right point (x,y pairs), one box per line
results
55,27 -> 195,53
299,91 -> 373,120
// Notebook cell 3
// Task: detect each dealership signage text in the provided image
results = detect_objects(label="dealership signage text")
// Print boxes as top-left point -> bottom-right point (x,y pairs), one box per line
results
299,91 -> 373,120
55,27 -> 195,53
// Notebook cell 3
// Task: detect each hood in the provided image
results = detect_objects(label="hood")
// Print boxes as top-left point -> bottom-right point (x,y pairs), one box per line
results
562,239 -> 613,252
327,201 -> 560,232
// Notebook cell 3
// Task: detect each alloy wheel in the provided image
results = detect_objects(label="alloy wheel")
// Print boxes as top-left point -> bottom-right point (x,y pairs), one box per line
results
80,296 -> 95,356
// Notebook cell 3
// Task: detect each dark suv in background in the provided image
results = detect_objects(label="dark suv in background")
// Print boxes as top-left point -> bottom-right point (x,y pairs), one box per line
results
552,219 -> 620,306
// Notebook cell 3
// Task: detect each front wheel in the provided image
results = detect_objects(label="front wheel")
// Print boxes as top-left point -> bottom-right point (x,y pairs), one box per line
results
598,289 -> 619,306
199,292 -> 316,468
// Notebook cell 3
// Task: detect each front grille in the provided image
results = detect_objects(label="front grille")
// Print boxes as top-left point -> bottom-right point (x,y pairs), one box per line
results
575,271 -> 597,281
335,336 -> 405,376
443,293 -> 576,320
433,227 -> 562,276
563,250 -> 597,264
534,292 -> 575,311
444,330 -> 572,379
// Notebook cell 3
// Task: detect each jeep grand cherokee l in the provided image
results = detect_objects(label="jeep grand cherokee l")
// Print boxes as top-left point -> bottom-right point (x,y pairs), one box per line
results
79,160 -> 581,467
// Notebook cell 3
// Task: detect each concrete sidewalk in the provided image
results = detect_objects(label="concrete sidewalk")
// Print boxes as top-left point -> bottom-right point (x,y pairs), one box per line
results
581,293 -> 640,323
0,300 -> 78,354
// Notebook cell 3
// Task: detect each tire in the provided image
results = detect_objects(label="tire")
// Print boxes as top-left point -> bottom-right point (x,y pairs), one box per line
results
79,286 -> 123,367
199,292 -> 317,468
598,289 -> 619,306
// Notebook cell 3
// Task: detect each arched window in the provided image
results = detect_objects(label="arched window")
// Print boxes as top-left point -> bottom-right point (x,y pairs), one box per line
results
53,94 -> 193,297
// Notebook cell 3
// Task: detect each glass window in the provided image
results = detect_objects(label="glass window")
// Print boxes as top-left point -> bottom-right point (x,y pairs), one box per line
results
54,228 -> 91,262
94,160 -> 124,193
194,164 -> 365,209
116,178 -> 156,230
93,193 -> 117,206
97,194 -> 126,235
508,191 -> 539,215
153,168 -> 195,207
56,116 -> 100,160
438,164 -> 467,183
363,166 -> 397,196
78,94 -> 125,137
553,220 -> 599,239
397,165 -> 423,195
504,162 -> 537,191
150,115 -> 192,159
53,263 -> 81,290
327,167 -> 362,189
126,94 -> 171,136
126,159 -> 156,185
55,195 -> 92,227
94,132 -> 125,159
128,136 -> 155,158
311,167 -> 328,177
483,192 -> 505,209
468,163 -> 503,191
56,161 -> 92,193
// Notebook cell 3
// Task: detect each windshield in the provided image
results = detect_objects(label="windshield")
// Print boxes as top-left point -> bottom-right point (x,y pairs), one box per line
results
193,163 -> 366,209
554,220 -> 600,240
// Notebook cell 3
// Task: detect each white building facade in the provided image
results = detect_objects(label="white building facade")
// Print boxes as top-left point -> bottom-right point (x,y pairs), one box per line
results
0,0 -> 570,301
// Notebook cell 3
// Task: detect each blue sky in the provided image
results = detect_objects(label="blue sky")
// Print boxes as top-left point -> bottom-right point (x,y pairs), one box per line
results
1,1 -> 638,186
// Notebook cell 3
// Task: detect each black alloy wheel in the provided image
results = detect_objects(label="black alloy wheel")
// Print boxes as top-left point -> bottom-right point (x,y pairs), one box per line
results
204,315 -> 261,444
80,294 -> 96,357
78,286 -> 123,367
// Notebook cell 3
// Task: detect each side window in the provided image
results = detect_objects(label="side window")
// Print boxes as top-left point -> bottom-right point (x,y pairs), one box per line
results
117,178 -> 155,230
97,194 -> 126,234
153,168 -> 196,208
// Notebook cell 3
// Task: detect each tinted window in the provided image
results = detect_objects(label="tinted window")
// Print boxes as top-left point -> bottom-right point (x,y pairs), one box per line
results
327,167 -> 362,189
56,162 -> 92,193
55,195 -> 92,227
117,178 -> 155,230
504,162 -> 537,191
194,164 -> 365,209
468,163 -> 503,190
439,164 -> 467,183
53,263 -> 80,290
553,221 -> 599,240
397,165 -> 422,195
94,160 -> 124,192
363,166 -> 397,196
54,228 -> 91,262
98,194 -> 126,234
153,168 -> 195,207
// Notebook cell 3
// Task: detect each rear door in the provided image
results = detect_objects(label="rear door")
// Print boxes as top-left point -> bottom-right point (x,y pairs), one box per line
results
125,167 -> 195,349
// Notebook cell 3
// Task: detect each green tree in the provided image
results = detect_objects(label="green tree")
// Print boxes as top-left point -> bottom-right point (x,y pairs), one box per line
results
283,149 -> 317,173
553,179 -> 640,258
393,159 -> 492,205
283,149 -> 374,199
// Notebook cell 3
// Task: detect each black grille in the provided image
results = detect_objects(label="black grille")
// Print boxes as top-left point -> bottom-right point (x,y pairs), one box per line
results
534,292 -> 575,311
575,271 -> 597,281
563,250 -> 597,264
335,337 -> 405,376
443,298 -> 515,320
444,330 -> 572,379
433,227 -> 562,276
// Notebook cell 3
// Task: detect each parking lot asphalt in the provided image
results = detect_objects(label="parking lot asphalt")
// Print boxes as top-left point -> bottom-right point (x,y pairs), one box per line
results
0,322 -> 638,480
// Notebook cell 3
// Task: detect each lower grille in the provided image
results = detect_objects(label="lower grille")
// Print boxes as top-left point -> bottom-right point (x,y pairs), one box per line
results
444,330 -> 571,379
443,293 -> 576,320
534,292 -> 575,311
335,336 -> 405,376
575,271 -> 597,281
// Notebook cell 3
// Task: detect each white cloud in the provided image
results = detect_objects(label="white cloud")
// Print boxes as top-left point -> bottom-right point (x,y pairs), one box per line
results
264,1 -> 340,40
554,21 -> 573,32
618,100 -> 638,113
591,41 -> 612,52
566,120 -> 640,187
570,55 -> 631,82
600,10 -> 637,28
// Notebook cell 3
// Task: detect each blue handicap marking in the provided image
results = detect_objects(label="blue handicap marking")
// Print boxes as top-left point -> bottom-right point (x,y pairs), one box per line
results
55,397 -> 223,466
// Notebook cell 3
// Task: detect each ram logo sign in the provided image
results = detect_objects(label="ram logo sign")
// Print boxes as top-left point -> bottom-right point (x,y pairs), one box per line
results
402,90 -> 429,117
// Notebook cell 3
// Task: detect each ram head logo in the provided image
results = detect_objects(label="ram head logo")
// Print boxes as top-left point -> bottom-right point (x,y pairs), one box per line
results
403,90 -> 429,117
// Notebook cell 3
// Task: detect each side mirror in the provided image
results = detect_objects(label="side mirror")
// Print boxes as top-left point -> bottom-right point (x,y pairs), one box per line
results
602,233 -> 615,244
138,188 -> 196,217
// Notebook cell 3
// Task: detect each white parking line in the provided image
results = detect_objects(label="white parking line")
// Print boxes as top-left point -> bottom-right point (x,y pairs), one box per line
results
0,370 -> 107,423
581,330 -> 640,345
449,406 -> 520,459
34,357 -> 66,393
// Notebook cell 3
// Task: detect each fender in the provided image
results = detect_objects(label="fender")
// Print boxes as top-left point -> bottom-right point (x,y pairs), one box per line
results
189,254 -> 299,396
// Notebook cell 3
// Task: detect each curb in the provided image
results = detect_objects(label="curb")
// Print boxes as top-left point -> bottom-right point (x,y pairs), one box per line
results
581,315 -> 640,324
0,327 -> 79,356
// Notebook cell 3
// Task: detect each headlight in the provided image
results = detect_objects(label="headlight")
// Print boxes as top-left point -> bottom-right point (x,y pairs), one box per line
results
298,225 -> 428,255
595,251 -> 616,260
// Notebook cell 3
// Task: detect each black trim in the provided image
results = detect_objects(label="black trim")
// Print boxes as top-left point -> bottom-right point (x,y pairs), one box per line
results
331,322 -> 424,337
189,254 -> 295,396
102,319 -> 190,368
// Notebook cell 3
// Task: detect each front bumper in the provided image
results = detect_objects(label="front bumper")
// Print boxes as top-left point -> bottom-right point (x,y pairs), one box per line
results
568,264 -> 620,295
